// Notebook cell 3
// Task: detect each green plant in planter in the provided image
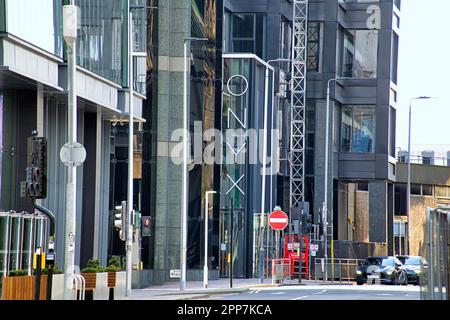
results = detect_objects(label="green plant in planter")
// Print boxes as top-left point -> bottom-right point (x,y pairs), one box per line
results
105,256 -> 123,272
34,266 -> 64,275
81,258 -> 106,273
8,270 -> 28,277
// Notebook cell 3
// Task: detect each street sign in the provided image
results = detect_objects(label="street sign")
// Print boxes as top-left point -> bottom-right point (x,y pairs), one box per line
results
268,210 -> 289,231
170,269 -> 181,279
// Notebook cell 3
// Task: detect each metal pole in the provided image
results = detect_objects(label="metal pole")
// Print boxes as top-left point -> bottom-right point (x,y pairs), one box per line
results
407,102 -> 412,255
63,32 -> 77,302
429,208 -> 435,300
261,63 -> 270,247
323,80 -> 332,282
436,210 -> 442,300
204,191 -> 216,289
180,40 -> 189,291
126,10 -> 134,298
229,199 -> 234,289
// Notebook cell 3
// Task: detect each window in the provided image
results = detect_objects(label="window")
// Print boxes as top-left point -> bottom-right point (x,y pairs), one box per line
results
341,30 -> 378,79
341,106 -> 376,153
391,33 -> 399,84
436,186 -> 450,198
307,22 -> 322,72
305,103 -> 315,176
411,184 -> 421,195
231,14 -> 265,58
389,107 -> 396,156
4,0 -> 63,56
357,182 -> 369,192
422,185 -> 433,196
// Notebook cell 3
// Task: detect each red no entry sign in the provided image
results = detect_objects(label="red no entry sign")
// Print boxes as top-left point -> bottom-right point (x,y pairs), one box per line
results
268,210 -> 289,231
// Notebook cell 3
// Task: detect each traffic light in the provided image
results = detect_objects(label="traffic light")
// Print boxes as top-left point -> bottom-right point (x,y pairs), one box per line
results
22,131 -> 47,199
114,201 -> 127,241
141,216 -> 152,237
302,213 -> 313,234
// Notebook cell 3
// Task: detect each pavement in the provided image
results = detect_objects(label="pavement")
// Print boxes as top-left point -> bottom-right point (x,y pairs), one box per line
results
125,278 -> 420,300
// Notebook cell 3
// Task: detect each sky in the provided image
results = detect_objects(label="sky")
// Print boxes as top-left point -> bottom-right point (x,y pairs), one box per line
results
396,0 -> 450,159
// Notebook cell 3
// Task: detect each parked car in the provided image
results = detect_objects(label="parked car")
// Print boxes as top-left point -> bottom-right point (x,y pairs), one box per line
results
396,255 -> 428,285
356,256 -> 408,285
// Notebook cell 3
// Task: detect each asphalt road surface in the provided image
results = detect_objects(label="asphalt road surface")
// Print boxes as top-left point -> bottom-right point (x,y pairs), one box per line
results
205,285 -> 420,300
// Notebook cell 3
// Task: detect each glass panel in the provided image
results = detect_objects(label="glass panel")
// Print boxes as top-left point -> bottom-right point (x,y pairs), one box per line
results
233,40 -> 254,53
0,215 -> 9,278
352,108 -> 375,153
232,14 -> 254,38
341,30 -> 378,79
75,0 -> 126,85
5,0 -> 62,56
341,108 -> 352,152
307,22 -> 321,72
411,184 -> 421,195
341,106 -> 376,153
422,185 -> 433,196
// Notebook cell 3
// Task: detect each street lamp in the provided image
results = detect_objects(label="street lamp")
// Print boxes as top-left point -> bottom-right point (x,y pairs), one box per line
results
181,37 -> 208,291
62,2 -> 84,300
203,191 -> 216,289
323,76 -> 353,281
128,2 -> 158,298
406,96 -> 432,254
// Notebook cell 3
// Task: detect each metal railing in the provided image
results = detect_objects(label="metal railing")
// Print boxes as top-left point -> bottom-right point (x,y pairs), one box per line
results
397,156 -> 449,167
271,259 -> 291,284
314,258 -> 365,283
421,207 -> 450,300
0,211 -> 49,279
72,274 -> 86,300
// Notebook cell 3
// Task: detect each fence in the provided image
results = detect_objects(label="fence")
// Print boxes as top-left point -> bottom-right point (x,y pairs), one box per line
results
314,258 -> 365,283
271,259 -> 291,284
0,211 -> 49,280
421,207 -> 450,300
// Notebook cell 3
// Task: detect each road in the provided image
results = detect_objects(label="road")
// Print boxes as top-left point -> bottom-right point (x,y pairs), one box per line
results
205,285 -> 420,300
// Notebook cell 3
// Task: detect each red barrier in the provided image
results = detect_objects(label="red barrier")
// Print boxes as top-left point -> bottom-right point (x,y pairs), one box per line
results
283,234 -> 309,279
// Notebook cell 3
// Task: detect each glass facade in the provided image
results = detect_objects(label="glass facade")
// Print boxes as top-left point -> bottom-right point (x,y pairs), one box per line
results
307,22 -> 321,72
75,0 -> 126,85
341,106 -> 376,153
74,0 -> 147,91
224,13 -> 266,58
341,30 -> 378,79
2,0 -> 63,56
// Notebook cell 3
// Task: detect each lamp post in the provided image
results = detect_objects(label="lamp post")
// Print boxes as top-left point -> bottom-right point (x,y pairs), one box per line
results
257,58 -> 286,283
181,37 -> 208,291
203,191 -> 216,289
407,96 -> 431,254
61,2 -> 81,300
323,77 -> 353,282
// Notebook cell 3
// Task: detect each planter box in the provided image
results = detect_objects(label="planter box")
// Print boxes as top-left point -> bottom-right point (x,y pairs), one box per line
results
81,273 -> 97,291
1,275 -> 47,300
51,274 -> 65,300
108,272 -> 117,288
114,272 -> 127,300
93,273 -> 109,300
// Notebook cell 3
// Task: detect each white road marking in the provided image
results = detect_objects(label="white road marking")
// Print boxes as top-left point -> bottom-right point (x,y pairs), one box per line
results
270,292 -> 285,295
313,290 -> 327,295
292,296 -> 309,300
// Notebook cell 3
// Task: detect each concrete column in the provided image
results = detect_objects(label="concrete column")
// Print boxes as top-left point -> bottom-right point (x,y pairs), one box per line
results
153,0 -> 190,284
93,113 -> 102,259
369,180 -> 388,243
314,99 -> 335,232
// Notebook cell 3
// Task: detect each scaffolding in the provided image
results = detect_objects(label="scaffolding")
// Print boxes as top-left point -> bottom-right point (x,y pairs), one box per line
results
290,0 -> 309,211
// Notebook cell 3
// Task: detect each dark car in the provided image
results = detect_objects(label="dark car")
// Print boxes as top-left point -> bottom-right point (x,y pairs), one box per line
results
397,255 -> 428,285
356,256 -> 407,285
